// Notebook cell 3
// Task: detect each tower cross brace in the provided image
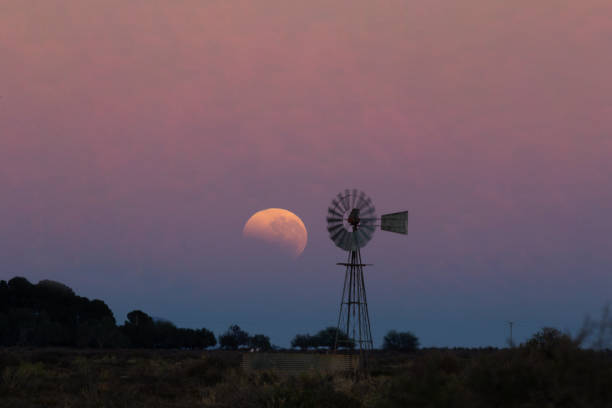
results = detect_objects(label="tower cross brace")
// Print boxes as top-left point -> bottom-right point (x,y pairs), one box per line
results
334,247 -> 373,367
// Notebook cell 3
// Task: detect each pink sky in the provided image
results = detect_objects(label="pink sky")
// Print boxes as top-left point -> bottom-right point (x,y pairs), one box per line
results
1,0 -> 612,346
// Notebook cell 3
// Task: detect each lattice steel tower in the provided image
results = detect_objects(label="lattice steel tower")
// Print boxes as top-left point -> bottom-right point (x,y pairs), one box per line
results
326,189 -> 408,368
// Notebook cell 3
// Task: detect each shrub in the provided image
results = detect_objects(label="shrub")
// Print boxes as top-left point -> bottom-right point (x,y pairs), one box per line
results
291,334 -> 312,350
249,334 -> 272,351
382,330 -> 419,352
219,325 -> 250,350
525,327 -> 576,357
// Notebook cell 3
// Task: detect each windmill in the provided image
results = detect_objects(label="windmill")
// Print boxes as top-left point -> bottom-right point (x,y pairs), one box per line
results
326,189 -> 408,367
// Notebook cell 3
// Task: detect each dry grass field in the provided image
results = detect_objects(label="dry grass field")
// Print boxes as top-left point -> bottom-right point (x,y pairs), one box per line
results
1,346 -> 611,407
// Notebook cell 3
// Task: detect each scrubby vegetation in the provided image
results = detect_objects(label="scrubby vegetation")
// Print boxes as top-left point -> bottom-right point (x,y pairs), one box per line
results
382,330 -> 419,352
290,327 -> 354,350
1,341 -> 612,407
3,276 -> 612,406
218,325 -> 272,351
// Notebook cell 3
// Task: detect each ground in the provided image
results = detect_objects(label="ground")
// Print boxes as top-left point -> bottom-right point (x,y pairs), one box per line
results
0,347 -> 611,407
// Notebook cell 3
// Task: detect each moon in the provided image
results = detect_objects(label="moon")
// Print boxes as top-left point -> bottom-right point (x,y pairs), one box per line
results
242,208 -> 307,258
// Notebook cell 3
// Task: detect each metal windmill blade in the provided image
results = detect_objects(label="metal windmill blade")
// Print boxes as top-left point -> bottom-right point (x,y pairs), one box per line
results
326,189 -> 376,251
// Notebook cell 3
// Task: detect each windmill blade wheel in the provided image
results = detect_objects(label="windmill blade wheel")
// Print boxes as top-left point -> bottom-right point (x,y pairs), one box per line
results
326,189 -> 376,251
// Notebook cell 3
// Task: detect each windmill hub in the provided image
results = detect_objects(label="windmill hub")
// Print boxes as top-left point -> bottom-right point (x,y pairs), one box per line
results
326,189 -> 408,371
347,208 -> 360,227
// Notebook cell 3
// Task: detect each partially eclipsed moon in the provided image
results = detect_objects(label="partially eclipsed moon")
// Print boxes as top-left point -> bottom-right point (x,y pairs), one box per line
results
243,208 -> 307,257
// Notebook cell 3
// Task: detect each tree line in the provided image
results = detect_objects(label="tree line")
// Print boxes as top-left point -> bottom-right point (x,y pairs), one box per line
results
290,328 -> 419,352
0,277 -> 419,351
0,277 -> 218,348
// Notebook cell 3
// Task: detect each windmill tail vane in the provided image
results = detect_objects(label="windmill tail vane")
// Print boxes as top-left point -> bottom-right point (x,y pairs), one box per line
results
381,211 -> 409,234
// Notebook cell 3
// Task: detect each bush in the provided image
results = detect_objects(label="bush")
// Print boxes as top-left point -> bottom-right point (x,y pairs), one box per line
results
313,327 -> 354,349
383,330 -> 419,352
291,334 -> 312,350
249,334 -> 272,351
290,327 -> 353,350
525,327 -> 577,358
219,325 -> 250,350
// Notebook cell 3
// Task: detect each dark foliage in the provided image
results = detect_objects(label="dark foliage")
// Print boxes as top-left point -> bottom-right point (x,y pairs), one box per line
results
0,277 -> 216,349
219,324 -> 250,350
119,311 -> 217,349
249,334 -> 272,350
290,327 -> 354,350
291,333 -> 313,350
314,326 -> 353,349
2,344 -> 612,407
217,327 -> 272,351
525,326 -> 575,356
122,310 -> 155,347
0,277 -> 119,347
382,329 -> 419,352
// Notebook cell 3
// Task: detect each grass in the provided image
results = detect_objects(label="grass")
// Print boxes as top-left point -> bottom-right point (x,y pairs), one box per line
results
0,347 -> 611,407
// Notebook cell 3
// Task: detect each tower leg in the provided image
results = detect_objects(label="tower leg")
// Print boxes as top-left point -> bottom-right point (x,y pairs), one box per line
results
334,248 -> 373,374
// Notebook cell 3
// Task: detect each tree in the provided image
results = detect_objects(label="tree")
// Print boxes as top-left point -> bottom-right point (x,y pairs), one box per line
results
219,325 -> 250,350
77,316 -> 125,348
291,334 -> 312,350
1,275 -> 218,349
197,328 -> 217,349
178,328 -> 199,349
32,311 -> 71,346
0,280 -> 7,307
37,279 -> 75,297
154,320 -> 179,348
126,310 -> 154,326
526,327 -> 575,357
122,310 -> 155,347
7,277 -> 34,308
383,330 -> 419,352
8,277 -> 34,293
249,334 -> 272,350
313,327 -> 353,349
80,299 -> 116,325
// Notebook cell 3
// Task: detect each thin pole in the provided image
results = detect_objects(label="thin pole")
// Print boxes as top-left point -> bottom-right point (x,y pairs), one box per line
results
346,252 -> 354,348
357,249 -> 373,352
334,257 -> 350,352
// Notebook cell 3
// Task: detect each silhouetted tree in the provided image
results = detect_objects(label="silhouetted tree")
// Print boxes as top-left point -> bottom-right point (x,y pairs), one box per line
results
290,328 -> 353,350
525,327 -> 576,357
219,325 -> 250,350
32,311 -> 71,346
153,319 -> 178,348
0,276 -> 216,349
382,330 -> 419,352
312,327 -> 353,349
249,334 -> 272,351
179,328 -> 199,348
291,334 -> 312,350
8,276 -> 34,295
127,310 -> 154,326
122,310 -> 156,347
197,328 -> 217,349
37,279 -> 75,297
0,277 -> 118,347
77,316 -> 126,348
80,299 -> 116,324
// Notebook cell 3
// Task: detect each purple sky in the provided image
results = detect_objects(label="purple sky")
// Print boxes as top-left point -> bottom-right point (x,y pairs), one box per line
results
1,0 -> 612,347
